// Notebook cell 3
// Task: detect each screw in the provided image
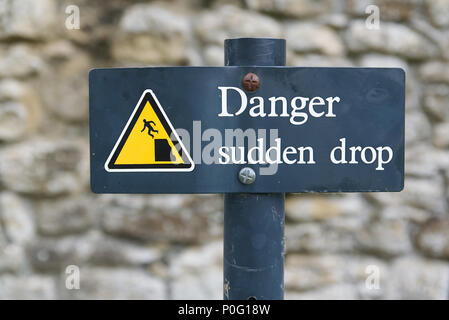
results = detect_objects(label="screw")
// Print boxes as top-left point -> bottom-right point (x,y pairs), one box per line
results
242,73 -> 260,92
238,167 -> 256,185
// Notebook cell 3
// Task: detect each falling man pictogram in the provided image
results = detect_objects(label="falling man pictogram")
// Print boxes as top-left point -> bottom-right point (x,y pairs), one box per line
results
141,119 -> 158,138
104,89 -> 194,171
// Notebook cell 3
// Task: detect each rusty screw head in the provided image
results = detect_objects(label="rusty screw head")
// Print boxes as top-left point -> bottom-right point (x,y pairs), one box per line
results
242,73 -> 260,92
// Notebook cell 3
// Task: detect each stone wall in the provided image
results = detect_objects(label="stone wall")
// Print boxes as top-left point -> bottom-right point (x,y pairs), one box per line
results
0,0 -> 449,299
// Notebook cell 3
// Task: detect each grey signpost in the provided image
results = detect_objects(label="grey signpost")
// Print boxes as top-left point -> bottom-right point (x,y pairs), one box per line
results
89,38 -> 405,300
223,38 -> 286,300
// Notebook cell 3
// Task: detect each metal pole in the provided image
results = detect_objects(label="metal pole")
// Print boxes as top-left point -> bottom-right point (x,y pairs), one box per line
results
223,38 -> 286,300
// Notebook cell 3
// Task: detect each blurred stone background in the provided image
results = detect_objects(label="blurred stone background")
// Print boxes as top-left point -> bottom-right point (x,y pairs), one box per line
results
0,0 -> 449,299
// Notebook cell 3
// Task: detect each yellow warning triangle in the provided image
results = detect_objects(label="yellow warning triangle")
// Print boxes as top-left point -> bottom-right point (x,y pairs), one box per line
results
105,90 -> 194,172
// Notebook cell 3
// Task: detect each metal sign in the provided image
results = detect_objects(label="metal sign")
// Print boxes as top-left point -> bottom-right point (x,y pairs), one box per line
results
89,67 -> 405,194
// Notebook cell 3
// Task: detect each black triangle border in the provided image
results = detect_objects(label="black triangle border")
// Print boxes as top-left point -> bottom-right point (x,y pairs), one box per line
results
105,90 -> 194,171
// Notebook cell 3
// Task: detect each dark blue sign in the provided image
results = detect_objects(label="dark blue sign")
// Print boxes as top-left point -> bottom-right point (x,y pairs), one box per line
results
89,67 -> 404,193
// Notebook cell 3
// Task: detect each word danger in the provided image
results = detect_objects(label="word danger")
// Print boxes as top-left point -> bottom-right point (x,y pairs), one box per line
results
218,137 -> 393,170
218,86 -> 340,125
